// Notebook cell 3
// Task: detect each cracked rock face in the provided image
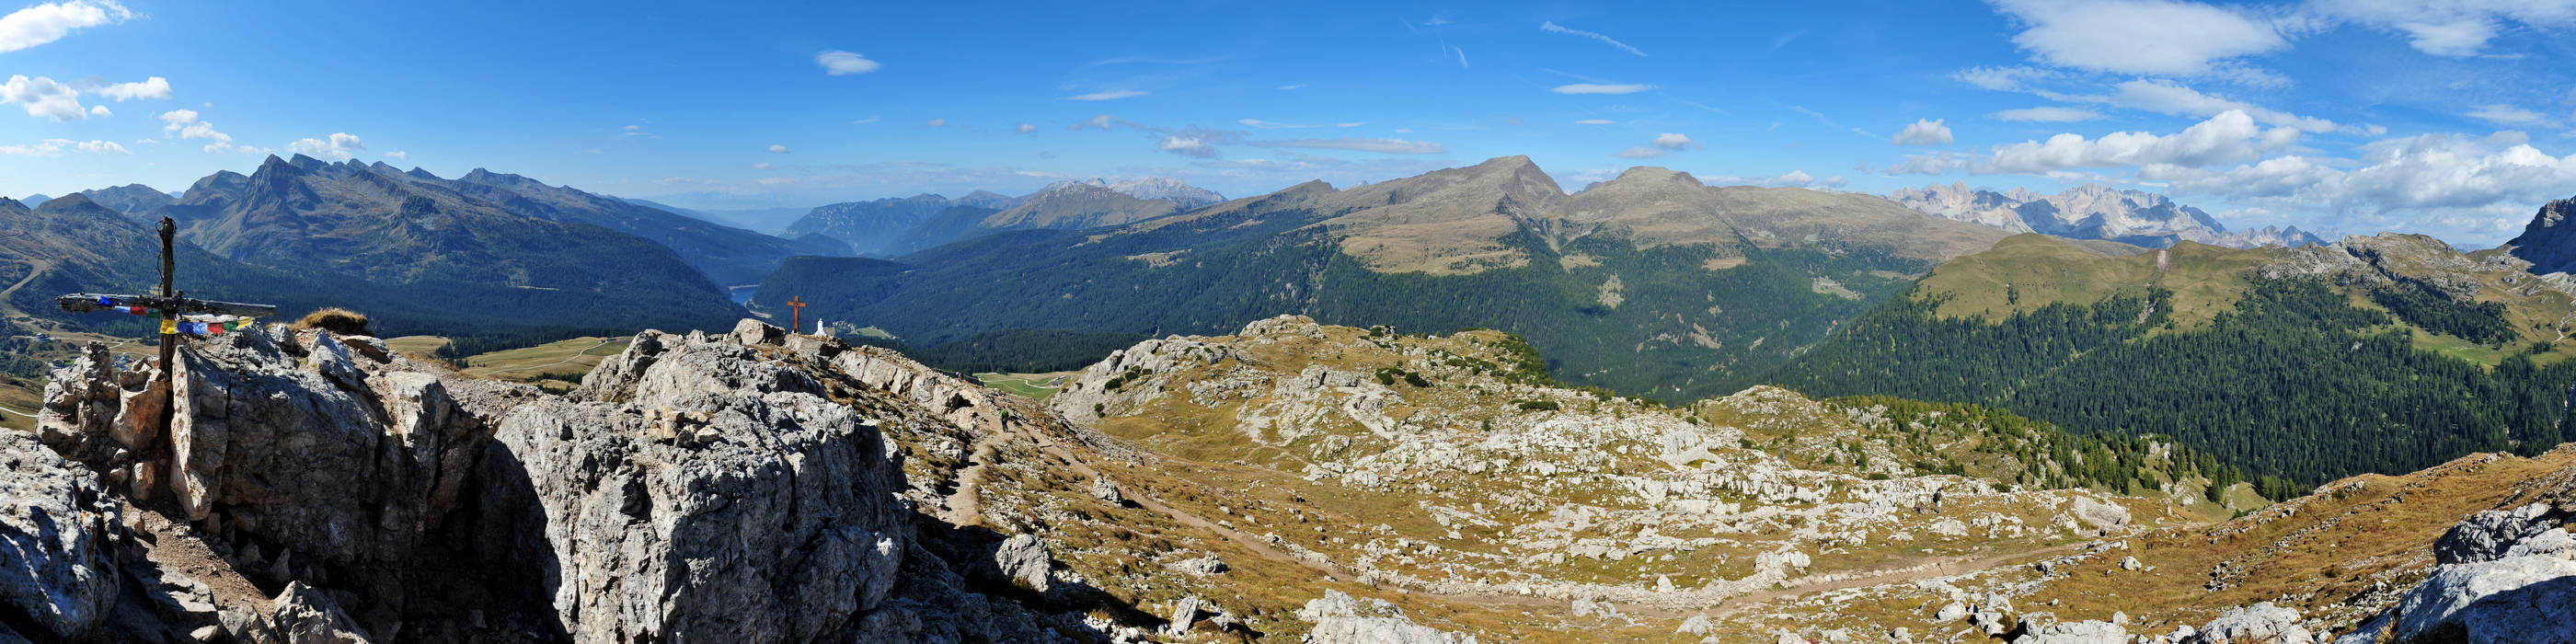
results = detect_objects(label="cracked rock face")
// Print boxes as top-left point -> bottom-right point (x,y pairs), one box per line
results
493,328 -> 913,641
0,430 -> 119,638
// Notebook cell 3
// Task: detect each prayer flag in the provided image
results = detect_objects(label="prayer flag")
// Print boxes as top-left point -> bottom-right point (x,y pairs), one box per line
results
207,324 -> 224,336
160,319 -> 176,335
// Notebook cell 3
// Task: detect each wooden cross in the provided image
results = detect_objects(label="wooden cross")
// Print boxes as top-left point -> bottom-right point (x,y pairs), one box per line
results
54,217 -> 278,386
785,295 -> 809,334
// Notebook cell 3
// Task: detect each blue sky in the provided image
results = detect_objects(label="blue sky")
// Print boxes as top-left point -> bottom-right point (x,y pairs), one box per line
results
4,1 -> 2576,246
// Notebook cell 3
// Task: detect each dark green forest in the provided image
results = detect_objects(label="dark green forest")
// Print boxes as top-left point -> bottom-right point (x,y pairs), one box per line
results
1771,280 -> 2576,488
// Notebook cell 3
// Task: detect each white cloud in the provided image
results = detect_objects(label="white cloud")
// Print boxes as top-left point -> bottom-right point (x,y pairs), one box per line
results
87,104 -> 107,118
1016,122 -> 1037,133
1551,83 -> 1654,95
1574,119 -> 1616,124
1538,21 -> 1649,56
1994,106 -> 2105,122
0,0 -> 132,53
1248,137 -> 1445,154
1157,135 -> 1218,157
1068,89 -> 1146,101
1614,146 -> 1664,159
2103,79 -> 2337,132
1,75 -> 86,121
2304,0 -> 2576,57
925,118 -> 946,127
158,109 -> 236,153
1238,119 -> 1312,130
1082,114 -> 1115,130
1338,121 -> 1366,128
0,137 -> 126,155
1652,132 -> 1698,150
1886,151 -> 1977,175
89,75 -> 168,100
284,132 -> 365,160
766,144 -> 788,154
2467,104 -> 2550,126
384,151 -> 407,160
851,116 -> 880,124
814,50 -> 881,75
1980,109 -> 2294,173
1953,65 -> 2061,91
1894,119 -> 1954,145
1989,0 -> 2289,75
752,162 -> 771,169
1279,83 -> 1308,90
2175,132 -> 2576,236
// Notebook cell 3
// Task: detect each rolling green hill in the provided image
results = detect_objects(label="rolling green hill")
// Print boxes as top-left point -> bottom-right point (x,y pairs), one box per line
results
1768,232 -> 2576,489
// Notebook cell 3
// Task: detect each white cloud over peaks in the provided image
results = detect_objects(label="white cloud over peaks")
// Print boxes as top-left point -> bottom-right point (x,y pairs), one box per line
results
1995,107 -> 2105,121
814,51 -> 880,75
2104,79 -> 2336,132
766,144 -> 788,153
156,109 -> 235,152
1989,0 -> 2288,76
1,75 -> 86,121
1615,146 -> 1663,159
1551,83 -> 1654,95
1068,89 -> 1145,101
1249,137 -> 1445,154
88,75 -> 168,101
1980,109 -> 2294,174
1539,21 -> 1649,56
2467,104 -> 2550,126
1894,119 -> 1954,145
1885,151 -> 1977,175
1157,135 -> 1217,157
384,151 -> 407,161
0,0 -> 131,53
0,138 -> 126,155
285,132 -> 365,160
2305,0 -> 2576,57
1653,132 -> 1698,150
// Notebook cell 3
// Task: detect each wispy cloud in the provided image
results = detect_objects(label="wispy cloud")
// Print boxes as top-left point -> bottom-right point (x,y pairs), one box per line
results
1238,119 -> 1313,130
851,115 -> 881,124
0,137 -> 127,155
1992,106 -> 2103,122
814,50 -> 881,75
1068,89 -> 1147,101
1249,137 -> 1445,155
1551,83 -> 1654,95
1539,21 -> 1648,57
1278,83 -> 1308,90
1016,122 -> 1037,133
2467,104 -> 2549,126
1893,119 -> 1953,145
284,132 -> 366,161
1575,119 -> 1616,124
766,144 -> 788,154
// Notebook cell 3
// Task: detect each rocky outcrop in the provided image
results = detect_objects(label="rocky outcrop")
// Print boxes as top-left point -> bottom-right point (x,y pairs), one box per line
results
2506,196 -> 2576,275
2015,619 -> 2125,644
0,430 -> 119,638
1296,590 -> 1480,644
2329,500 -> 2576,644
2191,603 -> 2310,643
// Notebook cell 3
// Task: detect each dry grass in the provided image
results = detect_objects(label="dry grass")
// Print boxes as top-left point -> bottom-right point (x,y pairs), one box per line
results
293,307 -> 372,336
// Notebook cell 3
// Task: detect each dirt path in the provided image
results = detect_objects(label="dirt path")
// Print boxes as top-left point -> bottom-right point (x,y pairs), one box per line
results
941,432 -> 1006,525
0,256 -> 54,317
0,404 -> 35,418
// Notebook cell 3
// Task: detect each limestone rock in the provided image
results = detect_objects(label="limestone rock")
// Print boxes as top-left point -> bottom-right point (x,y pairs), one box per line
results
2191,603 -> 2310,644
2015,620 -> 2124,644
1090,476 -> 1125,504
270,581 -> 371,643
2434,502 -> 2563,565
2389,556 -> 2576,644
2121,556 -> 2142,571
1297,590 -> 1480,644
995,533 -> 1053,592
0,430 -> 119,638
487,329 -> 912,642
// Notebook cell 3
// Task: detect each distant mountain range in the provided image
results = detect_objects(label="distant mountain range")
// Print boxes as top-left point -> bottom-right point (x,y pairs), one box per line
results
1889,182 -> 2326,248
758,156 -> 2010,399
784,178 -> 1221,258
6,155 -> 751,338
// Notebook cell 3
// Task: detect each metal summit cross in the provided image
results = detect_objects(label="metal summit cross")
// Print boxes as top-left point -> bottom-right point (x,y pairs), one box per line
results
52,217 -> 278,385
